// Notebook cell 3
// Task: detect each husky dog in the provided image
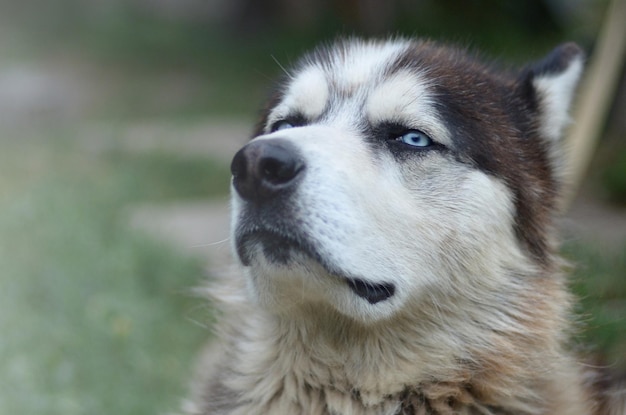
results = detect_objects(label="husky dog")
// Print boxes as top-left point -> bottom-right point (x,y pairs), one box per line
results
188,38 -> 625,414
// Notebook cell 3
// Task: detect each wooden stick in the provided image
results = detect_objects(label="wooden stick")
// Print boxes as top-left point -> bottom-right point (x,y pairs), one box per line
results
562,0 -> 626,209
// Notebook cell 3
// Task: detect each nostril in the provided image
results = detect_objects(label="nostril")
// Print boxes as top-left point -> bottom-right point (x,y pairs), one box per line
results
260,155 -> 301,184
230,149 -> 248,181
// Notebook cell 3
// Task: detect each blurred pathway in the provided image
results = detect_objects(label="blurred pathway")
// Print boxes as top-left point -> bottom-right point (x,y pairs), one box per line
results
129,199 -> 233,271
562,192 -> 626,250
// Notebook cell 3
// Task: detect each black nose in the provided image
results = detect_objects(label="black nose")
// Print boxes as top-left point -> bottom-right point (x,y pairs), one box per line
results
230,139 -> 304,201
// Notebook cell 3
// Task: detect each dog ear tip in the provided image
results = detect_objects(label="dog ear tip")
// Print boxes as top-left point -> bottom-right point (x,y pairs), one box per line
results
531,42 -> 585,80
558,42 -> 584,57
558,42 -> 585,66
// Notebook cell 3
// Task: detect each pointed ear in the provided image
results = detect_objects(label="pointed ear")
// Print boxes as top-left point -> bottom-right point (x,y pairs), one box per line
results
521,42 -> 585,142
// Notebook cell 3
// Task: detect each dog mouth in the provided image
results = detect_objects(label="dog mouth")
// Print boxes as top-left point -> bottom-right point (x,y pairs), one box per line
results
235,229 -> 321,267
235,228 -> 395,304
346,278 -> 396,305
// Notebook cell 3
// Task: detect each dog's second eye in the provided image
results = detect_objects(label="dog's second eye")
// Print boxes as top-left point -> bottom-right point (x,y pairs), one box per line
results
271,121 -> 295,132
397,130 -> 432,147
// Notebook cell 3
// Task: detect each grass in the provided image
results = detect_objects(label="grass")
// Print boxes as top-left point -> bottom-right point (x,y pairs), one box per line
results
0,129 -> 230,415
565,242 -> 626,369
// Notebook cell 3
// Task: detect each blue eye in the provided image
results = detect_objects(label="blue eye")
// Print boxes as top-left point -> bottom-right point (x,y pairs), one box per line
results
272,120 -> 295,132
397,130 -> 433,147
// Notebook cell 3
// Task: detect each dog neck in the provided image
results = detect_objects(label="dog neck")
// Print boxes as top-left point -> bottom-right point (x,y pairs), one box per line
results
204,266 -> 591,414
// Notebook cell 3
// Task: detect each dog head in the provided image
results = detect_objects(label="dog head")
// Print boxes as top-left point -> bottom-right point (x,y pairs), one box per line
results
229,38 -> 584,322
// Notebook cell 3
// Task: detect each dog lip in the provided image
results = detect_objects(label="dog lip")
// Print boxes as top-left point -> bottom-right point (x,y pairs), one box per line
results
346,278 -> 396,304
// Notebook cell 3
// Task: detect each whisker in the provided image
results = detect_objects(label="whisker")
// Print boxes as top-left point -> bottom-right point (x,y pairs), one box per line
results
271,54 -> 292,78
191,238 -> 230,248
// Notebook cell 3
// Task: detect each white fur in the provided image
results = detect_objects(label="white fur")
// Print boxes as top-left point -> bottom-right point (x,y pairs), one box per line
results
366,70 -> 452,146
271,66 -> 329,123
233,120 -> 523,325
533,56 -> 584,142
266,39 -> 412,133
326,39 -> 411,91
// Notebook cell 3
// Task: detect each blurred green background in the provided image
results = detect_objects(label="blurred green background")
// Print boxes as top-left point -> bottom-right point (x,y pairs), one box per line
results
0,1 -> 624,414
